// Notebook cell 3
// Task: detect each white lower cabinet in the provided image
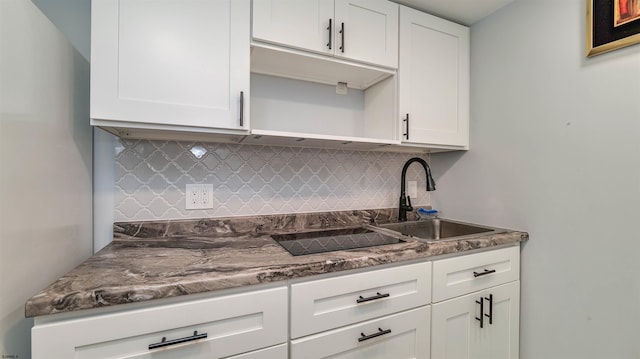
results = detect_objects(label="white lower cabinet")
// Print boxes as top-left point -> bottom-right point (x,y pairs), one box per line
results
431,245 -> 521,359
431,281 -> 520,359
290,262 -> 432,358
32,246 -> 521,359
290,261 -> 431,338
31,287 -> 288,359
291,306 -> 430,359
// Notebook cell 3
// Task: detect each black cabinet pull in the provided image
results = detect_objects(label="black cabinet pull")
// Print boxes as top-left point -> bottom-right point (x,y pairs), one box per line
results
475,298 -> 484,328
339,22 -> 345,52
327,18 -> 332,49
149,331 -> 207,350
239,91 -> 244,127
357,292 -> 390,303
473,268 -> 496,277
485,294 -> 493,324
358,328 -> 392,342
403,113 -> 409,139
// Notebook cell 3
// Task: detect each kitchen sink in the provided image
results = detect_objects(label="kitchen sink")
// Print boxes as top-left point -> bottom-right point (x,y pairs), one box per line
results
375,218 -> 504,242
271,227 -> 406,256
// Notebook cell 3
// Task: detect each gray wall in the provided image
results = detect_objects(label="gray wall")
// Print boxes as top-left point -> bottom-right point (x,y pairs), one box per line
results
31,0 -> 91,60
0,0 -> 93,357
27,0 -> 117,253
430,0 -> 640,357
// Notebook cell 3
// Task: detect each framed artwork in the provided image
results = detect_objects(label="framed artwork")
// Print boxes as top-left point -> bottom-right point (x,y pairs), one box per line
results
587,0 -> 640,56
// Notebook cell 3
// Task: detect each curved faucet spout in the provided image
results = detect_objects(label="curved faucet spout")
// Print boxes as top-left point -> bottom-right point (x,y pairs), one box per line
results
399,157 -> 436,222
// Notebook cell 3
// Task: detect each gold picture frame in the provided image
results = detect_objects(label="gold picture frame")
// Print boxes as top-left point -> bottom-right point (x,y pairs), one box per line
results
587,0 -> 640,57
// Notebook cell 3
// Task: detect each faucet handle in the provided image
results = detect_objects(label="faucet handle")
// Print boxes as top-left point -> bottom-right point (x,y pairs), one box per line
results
406,196 -> 413,211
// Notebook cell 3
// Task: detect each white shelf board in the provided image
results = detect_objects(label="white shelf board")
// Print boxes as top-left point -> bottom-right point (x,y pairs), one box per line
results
244,129 -> 400,151
251,42 -> 396,90
91,119 -> 248,143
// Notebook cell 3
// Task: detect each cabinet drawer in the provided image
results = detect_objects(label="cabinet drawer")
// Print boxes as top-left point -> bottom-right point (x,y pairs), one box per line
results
291,262 -> 431,338
227,343 -> 288,359
291,306 -> 430,359
432,245 -> 519,302
32,287 -> 287,359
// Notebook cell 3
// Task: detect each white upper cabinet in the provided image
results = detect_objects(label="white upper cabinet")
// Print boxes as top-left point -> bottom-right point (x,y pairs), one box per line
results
252,0 -> 335,55
250,0 -> 399,149
334,0 -> 399,68
91,0 -> 250,133
252,0 -> 398,69
398,6 -> 470,149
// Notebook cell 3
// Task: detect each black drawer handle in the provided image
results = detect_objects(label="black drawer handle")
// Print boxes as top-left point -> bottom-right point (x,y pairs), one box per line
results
327,18 -> 332,49
473,269 -> 496,277
149,331 -> 207,350
485,293 -> 493,325
358,327 -> 391,342
339,22 -> 345,53
357,292 -> 390,303
475,297 -> 484,328
403,113 -> 409,140
239,91 -> 244,127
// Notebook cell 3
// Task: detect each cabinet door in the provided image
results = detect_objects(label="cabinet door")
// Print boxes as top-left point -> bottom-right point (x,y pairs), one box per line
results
91,0 -> 249,130
335,0 -> 398,68
431,281 -> 520,359
252,0 -> 334,55
291,306 -> 430,359
398,6 -> 469,147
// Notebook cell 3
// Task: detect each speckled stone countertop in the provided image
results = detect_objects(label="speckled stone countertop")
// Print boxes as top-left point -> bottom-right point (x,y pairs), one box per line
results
25,209 -> 528,318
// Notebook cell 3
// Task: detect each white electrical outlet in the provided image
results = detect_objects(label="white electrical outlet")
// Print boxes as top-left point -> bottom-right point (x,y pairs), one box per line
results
408,181 -> 418,199
336,82 -> 348,95
186,184 -> 214,210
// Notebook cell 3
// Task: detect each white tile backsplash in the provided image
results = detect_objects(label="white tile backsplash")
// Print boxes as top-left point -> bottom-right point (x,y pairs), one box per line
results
114,139 -> 431,222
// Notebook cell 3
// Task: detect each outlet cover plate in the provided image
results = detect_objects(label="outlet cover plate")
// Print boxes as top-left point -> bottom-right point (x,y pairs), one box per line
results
186,184 -> 214,210
408,181 -> 418,199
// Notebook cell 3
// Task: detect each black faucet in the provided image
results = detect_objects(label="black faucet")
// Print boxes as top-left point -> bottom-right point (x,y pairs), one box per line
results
399,157 -> 436,222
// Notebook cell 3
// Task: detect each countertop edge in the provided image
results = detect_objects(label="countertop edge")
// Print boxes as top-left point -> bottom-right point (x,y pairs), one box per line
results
25,230 -> 527,318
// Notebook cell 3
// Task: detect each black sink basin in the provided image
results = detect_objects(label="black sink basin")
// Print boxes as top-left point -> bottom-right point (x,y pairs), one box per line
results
271,227 -> 405,256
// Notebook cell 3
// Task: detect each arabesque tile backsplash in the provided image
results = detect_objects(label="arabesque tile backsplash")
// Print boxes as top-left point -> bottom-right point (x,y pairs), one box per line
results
114,139 -> 431,222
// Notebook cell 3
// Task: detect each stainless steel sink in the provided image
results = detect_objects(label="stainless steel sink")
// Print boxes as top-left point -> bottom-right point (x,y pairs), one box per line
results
375,218 -> 504,242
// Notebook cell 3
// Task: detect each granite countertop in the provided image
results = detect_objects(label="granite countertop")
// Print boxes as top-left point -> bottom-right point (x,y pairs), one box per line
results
25,209 -> 528,318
